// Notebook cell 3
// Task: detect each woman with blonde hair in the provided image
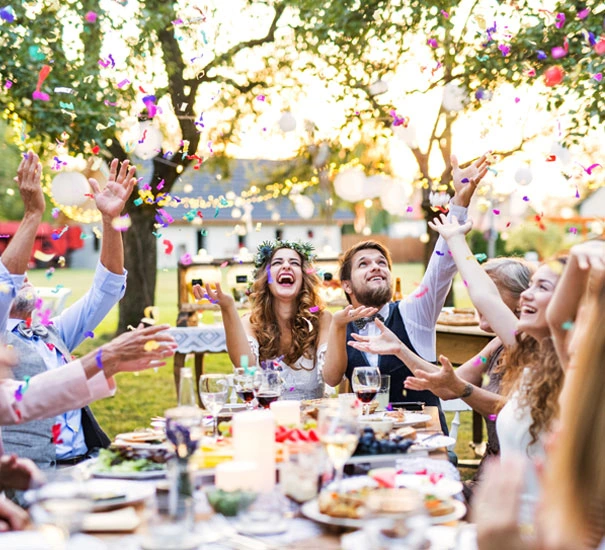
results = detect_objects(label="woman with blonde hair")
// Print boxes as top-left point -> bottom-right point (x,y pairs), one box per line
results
194,240 -> 334,400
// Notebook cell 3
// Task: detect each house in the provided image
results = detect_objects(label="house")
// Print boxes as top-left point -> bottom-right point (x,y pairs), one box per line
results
71,158 -> 355,269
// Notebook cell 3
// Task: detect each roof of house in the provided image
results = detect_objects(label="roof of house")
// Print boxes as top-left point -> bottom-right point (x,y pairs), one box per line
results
146,158 -> 354,224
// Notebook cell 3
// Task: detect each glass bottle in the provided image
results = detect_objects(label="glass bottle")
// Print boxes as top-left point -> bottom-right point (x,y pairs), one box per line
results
393,277 -> 403,301
178,366 -> 197,407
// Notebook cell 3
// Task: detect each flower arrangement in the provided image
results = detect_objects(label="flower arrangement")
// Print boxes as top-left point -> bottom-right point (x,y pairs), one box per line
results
252,240 -> 316,278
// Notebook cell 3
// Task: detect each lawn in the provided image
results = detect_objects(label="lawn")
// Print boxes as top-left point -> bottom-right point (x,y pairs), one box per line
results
27,265 -> 481,470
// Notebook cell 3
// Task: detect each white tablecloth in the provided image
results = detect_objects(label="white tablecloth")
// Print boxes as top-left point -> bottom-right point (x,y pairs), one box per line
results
168,325 -> 227,354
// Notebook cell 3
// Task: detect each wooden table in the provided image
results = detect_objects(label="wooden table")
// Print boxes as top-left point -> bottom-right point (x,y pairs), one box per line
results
436,323 -> 494,445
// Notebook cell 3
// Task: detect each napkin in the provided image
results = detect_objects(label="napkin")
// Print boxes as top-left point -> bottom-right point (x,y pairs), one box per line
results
82,506 -> 141,532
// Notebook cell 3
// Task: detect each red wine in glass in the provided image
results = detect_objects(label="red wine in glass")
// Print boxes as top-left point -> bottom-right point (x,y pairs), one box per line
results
236,390 -> 255,403
356,389 -> 377,403
256,392 -> 280,408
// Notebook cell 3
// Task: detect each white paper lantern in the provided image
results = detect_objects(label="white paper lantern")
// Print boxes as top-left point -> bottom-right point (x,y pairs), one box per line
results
392,121 -> 418,148
362,174 -> 389,200
514,165 -> 533,185
550,142 -> 571,165
442,82 -> 468,112
379,180 -> 413,215
292,195 -> 315,219
51,171 -> 91,207
133,121 -> 163,160
369,79 -> 389,96
333,167 -> 366,203
278,112 -> 297,133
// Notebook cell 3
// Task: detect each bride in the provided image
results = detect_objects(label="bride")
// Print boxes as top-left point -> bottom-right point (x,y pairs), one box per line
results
193,240 -> 333,400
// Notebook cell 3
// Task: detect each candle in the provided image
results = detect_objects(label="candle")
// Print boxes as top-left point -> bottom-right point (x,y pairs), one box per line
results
270,400 -> 300,426
232,410 -> 276,492
214,461 -> 257,492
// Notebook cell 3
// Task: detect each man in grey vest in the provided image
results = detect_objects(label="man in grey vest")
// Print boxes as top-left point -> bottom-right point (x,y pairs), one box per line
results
0,152 -> 137,471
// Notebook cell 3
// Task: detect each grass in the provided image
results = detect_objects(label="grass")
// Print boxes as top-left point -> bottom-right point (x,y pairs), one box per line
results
26,265 -> 481,469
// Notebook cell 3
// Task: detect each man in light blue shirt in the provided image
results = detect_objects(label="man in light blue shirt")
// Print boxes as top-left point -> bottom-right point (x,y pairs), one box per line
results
0,152 -> 137,468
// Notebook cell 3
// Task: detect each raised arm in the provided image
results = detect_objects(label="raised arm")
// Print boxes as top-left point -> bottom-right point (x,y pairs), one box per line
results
546,239 -> 605,370
89,158 -> 136,275
404,352 -> 505,418
429,214 -> 518,347
321,305 -> 378,387
194,282 -> 256,368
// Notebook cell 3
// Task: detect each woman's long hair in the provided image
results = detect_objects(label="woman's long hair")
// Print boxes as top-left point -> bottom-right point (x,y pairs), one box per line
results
540,284 -> 605,548
249,250 -> 324,368
498,256 -> 567,447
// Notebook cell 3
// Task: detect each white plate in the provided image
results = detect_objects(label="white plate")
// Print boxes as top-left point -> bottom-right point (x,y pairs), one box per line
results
301,498 -> 466,528
412,434 -> 456,451
373,411 -> 432,428
92,468 -> 166,480
396,474 -> 463,498
84,479 -> 156,511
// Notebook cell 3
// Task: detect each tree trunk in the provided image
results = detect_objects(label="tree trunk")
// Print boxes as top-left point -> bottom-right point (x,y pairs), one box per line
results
118,205 -> 159,333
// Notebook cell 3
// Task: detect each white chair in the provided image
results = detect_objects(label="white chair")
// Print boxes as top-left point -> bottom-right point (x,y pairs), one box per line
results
35,286 -> 72,317
440,398 -> 473,451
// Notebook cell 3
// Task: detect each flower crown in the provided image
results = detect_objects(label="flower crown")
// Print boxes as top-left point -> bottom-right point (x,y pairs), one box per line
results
253,240 -> 316,276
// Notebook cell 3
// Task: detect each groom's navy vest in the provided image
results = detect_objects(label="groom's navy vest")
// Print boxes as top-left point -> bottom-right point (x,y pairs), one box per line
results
346,302 -> 448,434
2,326 -> 110,470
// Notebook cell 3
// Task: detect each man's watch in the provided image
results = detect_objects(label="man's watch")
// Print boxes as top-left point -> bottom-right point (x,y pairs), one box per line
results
460,383 -> 474,398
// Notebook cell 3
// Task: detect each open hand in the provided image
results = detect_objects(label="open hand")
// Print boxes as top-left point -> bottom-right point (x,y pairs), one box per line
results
333,304 -> 379,328
428,213 -> 473,241
90,158 -> 137,220
193,282 -> 235,309
0,498 -> 29,532
348,318 -> 401,355
451,153 -> 489,207
403,355 -> 464,400
15,151 -> 45,215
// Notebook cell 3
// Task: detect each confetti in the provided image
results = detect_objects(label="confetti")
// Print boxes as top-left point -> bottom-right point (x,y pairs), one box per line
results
117,79 -> 130,88
569,227 -> 577,234
266,264 -> 273,284
111,214 -> 131,231
33,250 -> 55,262
256,95 -> 266,102
413,285 -> 429,298
51,423 -> 63,444
32,65 -> 52,101
487,414 -> 497,422
163,239 -> 174,254
0,6 -> 15,22
562,321 -> 574,330
435,251 -> 444,256
51,284 -> 64,294
144,340 -> 160,351
180,253 -> 192,266
309,306 -> 320,313
474,253 -> 488,263
45,267 -> 54,279
492,209 -> 500,215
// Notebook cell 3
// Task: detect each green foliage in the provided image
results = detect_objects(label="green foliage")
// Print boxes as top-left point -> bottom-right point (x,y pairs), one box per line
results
466,228 -> 509,257
504,221 -> 566,260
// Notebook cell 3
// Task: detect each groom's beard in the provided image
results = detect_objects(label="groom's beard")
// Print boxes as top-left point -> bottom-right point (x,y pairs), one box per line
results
349,279 -> 393,309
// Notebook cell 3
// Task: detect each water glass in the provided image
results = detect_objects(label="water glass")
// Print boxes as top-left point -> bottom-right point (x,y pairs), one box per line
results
199,374 -> 230,438
281,442 -> 323,506
376,375 -> 391,411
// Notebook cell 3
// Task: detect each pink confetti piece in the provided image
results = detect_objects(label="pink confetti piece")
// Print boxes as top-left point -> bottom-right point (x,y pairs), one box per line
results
577,8 -> 590,19
427,38 -> 438,48
488,414 -> 497,422
220,261 -> 229,268
406,206 -> 413,213
413,285 -> 429,298
440,10 -> 449,18
593,73 -> 603,82
492,209 -> 500,215
256,95 -> 266,102
157,179 -> 165,190
514,97 -> 521,103
309,306 -> 319,313
180,253 -> 192,266
4,80 -> 12,89
569,227 -> 578,234
554,13 -> 565,28
117,79 -> 130,88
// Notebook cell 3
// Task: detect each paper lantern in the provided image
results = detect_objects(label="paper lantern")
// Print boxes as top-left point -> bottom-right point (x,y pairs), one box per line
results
368,79 -> 388,96
362,174 -> 389,200
514,165 -> 533,186
333,167 -> 366,203
379,180 -> 413,215
392,121 -> 418,148
292,195 -> 315,219
544,65 -> 565,87
133,121 -> 163,160
51,171 -> 91,207
278,112 -> 297,133
442,82 -> 467,112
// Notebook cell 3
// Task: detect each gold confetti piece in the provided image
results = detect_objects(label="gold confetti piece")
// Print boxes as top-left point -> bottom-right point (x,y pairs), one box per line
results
58,256 -> 66,267
0,283 -> 10,294
144,340 -> 160,351
33,250 -> 55,262
92,227 -> 102,239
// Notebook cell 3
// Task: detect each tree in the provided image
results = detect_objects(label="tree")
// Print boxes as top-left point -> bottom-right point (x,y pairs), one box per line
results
1,0 -> 602,331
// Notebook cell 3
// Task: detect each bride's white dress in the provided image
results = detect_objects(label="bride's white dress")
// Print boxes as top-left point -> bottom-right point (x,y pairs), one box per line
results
248,337 -> 327,400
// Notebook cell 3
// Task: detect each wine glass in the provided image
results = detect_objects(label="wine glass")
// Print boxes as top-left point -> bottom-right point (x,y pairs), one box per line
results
351,366 -> 381,415
233,367 -> 257,410
253,369 -> 282,409
199,374 -> 230,438
317,405 -> 359,490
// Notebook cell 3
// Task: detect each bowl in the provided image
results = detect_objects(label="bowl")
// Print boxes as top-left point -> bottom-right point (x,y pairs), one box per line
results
358,416 -> 394,435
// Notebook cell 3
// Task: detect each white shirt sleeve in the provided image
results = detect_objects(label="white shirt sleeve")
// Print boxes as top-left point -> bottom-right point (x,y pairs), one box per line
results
400,203 -> 468,361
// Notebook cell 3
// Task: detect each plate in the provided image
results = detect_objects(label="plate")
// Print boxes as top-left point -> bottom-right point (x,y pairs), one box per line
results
84,479 -> 156,511
115,430 -> 165,444
412,434 -> 456,451
301,498 -> 466,528
374,411 -> 433,428
396,474 -> 463,497
92,468 -> 166,480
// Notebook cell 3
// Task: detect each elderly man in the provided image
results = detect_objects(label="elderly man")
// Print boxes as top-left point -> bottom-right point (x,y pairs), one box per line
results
323,154 -> 489,434
0,151 -> 136,470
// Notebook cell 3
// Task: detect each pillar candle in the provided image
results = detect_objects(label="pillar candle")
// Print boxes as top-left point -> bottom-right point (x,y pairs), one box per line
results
270,400 -> 300,426
232,410 -> 276,492
214,460 -> 257,491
